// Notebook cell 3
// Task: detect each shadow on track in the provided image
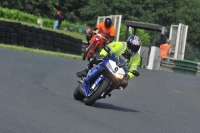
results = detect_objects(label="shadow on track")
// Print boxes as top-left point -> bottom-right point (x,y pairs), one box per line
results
92,102 -> 140,113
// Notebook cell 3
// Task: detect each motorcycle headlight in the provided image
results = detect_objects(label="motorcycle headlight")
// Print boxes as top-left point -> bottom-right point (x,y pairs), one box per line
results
115,73 -> 124,79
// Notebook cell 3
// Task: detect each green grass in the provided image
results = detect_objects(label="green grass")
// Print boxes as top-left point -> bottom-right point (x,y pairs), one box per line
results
0,17 -> 87,41
0,43 -> 83,60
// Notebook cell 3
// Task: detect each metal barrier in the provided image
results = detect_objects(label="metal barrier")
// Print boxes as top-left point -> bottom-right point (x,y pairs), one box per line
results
160,57 -> 200,76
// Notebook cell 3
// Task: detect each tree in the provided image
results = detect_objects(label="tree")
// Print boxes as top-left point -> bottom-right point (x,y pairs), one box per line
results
185,43 -> 200,62
78,0 -> 111,26
57,0 -> 88,23
0,0 -> 22,10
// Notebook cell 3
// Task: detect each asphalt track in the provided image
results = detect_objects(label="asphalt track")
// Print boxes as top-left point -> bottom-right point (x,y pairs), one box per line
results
0,48 -> 200,133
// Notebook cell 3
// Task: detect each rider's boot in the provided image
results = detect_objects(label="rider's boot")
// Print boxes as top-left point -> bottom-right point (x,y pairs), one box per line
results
76,68 -> 89,78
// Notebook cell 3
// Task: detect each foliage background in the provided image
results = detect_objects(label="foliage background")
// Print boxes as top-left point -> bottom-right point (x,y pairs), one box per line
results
0,0 -> 200,61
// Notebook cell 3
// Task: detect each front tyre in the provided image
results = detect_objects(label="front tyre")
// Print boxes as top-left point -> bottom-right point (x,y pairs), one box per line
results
73,84 -> 85,101
84,80 -> 109,106
82,42 -> 96,60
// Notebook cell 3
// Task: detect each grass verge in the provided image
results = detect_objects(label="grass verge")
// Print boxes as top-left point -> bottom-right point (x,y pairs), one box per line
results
0,44 -> 83,60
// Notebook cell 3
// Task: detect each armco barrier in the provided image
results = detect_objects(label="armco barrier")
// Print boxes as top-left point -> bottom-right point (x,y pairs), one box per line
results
0,20 -> 82,55
160,57 -> 200,76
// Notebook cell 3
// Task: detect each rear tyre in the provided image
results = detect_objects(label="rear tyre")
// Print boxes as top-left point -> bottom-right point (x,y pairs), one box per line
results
84,80 -> 109,106
73,84 -> 85,101
82,42 -> 96,60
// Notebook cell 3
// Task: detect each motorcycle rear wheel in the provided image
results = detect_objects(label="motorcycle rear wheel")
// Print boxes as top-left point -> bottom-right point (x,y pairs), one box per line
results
82,42 -> 96,60
84,80 -> 109,106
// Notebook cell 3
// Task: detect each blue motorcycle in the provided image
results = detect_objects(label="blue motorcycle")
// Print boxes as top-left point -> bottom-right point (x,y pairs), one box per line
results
73,46 -> 139,106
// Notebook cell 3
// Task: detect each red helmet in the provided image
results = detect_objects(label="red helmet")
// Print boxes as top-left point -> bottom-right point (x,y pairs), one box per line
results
126,35 -> 141,53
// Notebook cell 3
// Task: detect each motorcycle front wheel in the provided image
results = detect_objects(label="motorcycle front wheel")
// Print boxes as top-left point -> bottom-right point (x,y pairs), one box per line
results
82,41 -> 96,60
84,80 -> 109,106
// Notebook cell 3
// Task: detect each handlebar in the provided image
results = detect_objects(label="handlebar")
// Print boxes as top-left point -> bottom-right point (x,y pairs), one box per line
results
93,31 -> 107,41
102,36 -> 107,41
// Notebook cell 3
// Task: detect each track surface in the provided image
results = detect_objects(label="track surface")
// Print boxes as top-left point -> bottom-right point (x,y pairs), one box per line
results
0,48 -> 200,133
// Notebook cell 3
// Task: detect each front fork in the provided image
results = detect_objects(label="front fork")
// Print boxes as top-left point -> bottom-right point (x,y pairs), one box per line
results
83,65 -> 103,96
86,75 -> 111,97
94,75 -> 113,98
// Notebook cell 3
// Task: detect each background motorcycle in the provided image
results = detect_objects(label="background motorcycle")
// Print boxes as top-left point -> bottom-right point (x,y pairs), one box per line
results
74,46 -> 139,106
82,32 -> 107,61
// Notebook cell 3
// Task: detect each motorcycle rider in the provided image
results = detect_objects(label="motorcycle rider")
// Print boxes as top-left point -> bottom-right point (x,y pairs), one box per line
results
86,18 -> 116,46
76,35 -> 141,91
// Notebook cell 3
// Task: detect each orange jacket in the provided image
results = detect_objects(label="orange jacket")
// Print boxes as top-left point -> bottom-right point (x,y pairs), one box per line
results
159,44 -> 171,58
96,22 -> 115,42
